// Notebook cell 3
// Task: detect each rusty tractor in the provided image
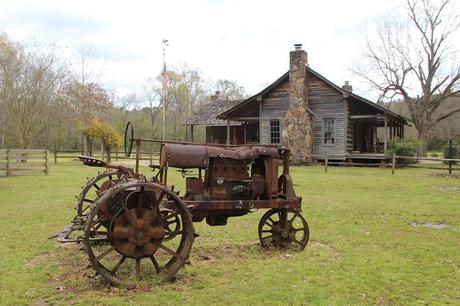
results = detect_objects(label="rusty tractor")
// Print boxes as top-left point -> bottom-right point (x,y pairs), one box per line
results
56,122 -> 309,285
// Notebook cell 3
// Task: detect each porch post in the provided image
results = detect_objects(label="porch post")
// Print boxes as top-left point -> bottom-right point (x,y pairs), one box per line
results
226,120 -> 230,145
384,114 -> 388,154
185,124 -> 189,142
190,125 -> 194,143
373,125 -> 377,153
243,124 -> 247,144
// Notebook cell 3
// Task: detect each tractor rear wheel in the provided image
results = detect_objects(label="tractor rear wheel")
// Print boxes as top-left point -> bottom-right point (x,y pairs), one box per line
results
84,181 -> 194,285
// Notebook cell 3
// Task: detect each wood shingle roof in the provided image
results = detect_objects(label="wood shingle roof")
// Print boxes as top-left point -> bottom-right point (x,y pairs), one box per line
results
184,99 -> 243,126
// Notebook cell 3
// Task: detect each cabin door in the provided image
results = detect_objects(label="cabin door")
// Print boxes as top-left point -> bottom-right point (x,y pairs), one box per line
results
354,122 -> 373,153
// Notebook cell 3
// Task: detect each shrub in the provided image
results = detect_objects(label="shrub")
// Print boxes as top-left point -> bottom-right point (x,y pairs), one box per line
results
80,119 -> 122,162
443,141 -> 459,164
386,138 -> 418,165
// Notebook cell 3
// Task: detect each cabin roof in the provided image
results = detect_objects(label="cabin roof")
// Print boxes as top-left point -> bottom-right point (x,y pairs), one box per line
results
184,98 -> 243,126
217,66 -> 408,125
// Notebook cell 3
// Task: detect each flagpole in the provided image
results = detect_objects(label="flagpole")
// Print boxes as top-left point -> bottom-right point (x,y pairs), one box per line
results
162,39 -> 168,141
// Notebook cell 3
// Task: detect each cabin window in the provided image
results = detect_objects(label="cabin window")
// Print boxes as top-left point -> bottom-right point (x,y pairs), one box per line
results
270,120 -> 281,144
323,118 -> 335,144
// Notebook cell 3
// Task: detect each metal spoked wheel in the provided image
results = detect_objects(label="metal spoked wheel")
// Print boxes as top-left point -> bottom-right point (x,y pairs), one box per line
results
258,208 -> 309,251
77,170 -> 121,218
84,181 -> 194,285
160,208 -> 181,241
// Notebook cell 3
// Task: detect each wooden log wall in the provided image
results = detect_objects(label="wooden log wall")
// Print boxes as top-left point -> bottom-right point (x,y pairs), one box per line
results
258,73 -> 346,157
308,74 -> 346,156
260,80 -> 289,144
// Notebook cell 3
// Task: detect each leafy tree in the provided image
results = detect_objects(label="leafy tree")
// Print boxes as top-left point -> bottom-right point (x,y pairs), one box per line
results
81,119 -> 122,162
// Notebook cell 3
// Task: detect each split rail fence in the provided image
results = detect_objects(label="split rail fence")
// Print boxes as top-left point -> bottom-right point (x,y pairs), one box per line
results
322,152 -> 460,175
0,149 -> 49,177
390,155 -> 460,175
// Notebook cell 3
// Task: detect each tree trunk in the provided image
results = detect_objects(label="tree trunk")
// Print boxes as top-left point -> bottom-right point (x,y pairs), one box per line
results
83,135 -> 88,156
0,114 -> 5,149
106,145 -> 111,163
88,139 -> 93,156
417,127 -> 428,157
0,127 -> 5,149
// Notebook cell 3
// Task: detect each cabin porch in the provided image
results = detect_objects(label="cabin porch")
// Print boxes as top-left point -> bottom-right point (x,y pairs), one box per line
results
204,121 -> 260,144
346,94 -> 407,157
348,114 -> 405,155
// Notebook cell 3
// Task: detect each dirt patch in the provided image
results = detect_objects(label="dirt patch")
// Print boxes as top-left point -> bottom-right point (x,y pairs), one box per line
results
25,252 -> 53,268
434,186 -> 460,191
31,298 -> 48,306
411,222 -> 449,230
312,240 -> 339,261
430,173 -> 460,179
192,241 -> 264,261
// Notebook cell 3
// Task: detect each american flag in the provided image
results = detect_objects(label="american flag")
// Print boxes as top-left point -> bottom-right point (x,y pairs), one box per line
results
162,39 -> 169,91
162,62 -> 168,90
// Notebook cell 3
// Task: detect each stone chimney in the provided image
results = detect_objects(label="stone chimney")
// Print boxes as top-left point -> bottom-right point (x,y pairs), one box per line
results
282,44 -> 314,164
210,90 -> 221,101
289,44 -> 308,108
342,81 -> 353,92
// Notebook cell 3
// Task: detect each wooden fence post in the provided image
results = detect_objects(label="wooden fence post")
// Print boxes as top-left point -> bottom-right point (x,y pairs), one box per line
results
115,149 -> 118,161
448,139 -> 453,175
6,149 -> 11,177
149,151 -> 153,165
45,150 -> 49,175
325,151 -> 328,173
54,151 -> 57,164
392,153 -> 396,175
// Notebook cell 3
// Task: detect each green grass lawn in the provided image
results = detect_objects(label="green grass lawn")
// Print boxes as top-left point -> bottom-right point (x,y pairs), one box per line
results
0,163 -> 458,305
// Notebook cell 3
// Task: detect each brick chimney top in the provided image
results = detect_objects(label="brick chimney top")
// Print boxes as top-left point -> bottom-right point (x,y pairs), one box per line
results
290,43 -> 308,68
342,81 -> 353,92
210,91 -> 221,101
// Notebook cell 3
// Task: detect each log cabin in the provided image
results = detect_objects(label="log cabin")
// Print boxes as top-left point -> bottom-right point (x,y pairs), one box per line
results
185,44 -> 408,163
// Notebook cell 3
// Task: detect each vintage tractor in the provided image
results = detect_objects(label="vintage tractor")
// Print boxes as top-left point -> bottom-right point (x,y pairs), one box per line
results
56,122 -> 309,285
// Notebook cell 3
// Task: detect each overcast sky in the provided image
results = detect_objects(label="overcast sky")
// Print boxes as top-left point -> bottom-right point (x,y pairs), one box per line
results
0,0 -> 432,103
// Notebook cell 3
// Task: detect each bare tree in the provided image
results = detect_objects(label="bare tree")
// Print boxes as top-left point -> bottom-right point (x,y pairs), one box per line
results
0,35 -> 11,148
113,92 -> 138,131
165,64 -> 207,140
214,79 -> 246,100
0,35 -> 69,148
77,41 -> 102,85
355,0 -> 460,155
143,80 -> 161,139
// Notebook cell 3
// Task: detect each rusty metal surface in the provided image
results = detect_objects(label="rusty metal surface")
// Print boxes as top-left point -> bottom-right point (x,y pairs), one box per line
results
162,198 -> 301,211
160,143 -> 280,168
56,122 -> 309,285
78,155 -> 107,167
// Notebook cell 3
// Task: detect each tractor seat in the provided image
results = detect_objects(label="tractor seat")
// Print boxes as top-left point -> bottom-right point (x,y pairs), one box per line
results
78,156 -> 106,167
149,160 -> 161,169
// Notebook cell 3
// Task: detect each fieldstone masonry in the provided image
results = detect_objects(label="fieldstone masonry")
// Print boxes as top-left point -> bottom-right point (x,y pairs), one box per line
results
282,45 -> 314,164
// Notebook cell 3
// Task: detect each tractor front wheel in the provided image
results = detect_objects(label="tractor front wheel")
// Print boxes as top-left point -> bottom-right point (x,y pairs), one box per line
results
258,208 -> 309,251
